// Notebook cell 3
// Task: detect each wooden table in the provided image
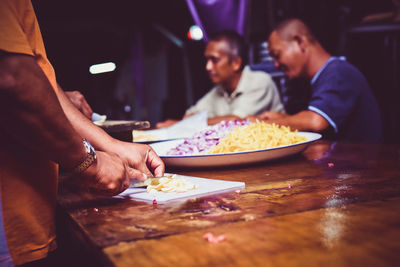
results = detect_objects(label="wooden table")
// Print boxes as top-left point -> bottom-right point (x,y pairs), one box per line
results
57,140 -> 400,267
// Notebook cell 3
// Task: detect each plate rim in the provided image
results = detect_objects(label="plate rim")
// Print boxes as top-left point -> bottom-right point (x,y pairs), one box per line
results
134,137 -> 184,144
151,131 -> 322,158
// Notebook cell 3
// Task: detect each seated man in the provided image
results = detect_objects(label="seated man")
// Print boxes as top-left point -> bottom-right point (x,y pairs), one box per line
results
248,18 -> 383,143
156,30 -> 284,128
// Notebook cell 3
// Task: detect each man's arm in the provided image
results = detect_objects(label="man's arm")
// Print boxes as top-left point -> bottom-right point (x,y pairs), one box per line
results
0,54 -> 86,168
57,84 -> 164,178
57,84 -> 116,150
247,110 -> 329,132
262,110 -> 329,132
0,53 -> 130,194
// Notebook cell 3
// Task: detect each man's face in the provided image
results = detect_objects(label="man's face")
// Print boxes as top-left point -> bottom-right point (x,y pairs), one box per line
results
204,40 -> 238,84
268,31 -> 306,79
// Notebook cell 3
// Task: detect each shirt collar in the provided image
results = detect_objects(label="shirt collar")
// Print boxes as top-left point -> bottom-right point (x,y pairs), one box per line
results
217,65 -> 249,98
311,56 -> 346,85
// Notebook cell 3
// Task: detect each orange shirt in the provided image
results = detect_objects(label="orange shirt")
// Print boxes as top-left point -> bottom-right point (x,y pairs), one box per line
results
0,0 -> 58,265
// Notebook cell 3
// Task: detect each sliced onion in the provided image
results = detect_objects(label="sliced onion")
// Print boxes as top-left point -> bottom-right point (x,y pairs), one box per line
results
166,119 -> 250,156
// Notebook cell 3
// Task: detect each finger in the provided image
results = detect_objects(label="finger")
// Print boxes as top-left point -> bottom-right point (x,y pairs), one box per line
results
76,97 -> 93,119
117,165 -> 131,193
146,149 -> 165,177
99,158 -> 129,195
119,173 -> 130,193
103,176 -> 129,196
82,104 -> 93,119
141,150 -> 155,177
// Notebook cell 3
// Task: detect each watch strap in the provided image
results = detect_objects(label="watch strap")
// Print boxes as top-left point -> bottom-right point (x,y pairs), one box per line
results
72,139 -> 97,175
73,153 -> 96,174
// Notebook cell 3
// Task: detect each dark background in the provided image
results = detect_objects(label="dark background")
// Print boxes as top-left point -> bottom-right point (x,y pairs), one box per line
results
32,0 -> 400,143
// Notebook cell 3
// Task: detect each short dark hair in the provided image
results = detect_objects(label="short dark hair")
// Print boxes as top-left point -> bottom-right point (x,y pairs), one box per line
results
272,18 -> 318,44
208,30 -> 248,70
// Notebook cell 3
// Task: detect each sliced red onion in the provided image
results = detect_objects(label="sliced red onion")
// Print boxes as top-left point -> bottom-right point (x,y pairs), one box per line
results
166,119 -> 250,156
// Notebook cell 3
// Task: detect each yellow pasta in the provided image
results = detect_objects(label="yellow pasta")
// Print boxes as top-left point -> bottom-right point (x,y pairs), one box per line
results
207,122 -> 307,154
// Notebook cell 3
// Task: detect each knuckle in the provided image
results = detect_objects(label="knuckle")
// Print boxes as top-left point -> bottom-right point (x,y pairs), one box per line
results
107,182 -> 118,191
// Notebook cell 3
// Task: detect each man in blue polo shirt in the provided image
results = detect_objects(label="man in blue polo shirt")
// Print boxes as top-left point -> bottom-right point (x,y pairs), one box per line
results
248,18 -> 383,143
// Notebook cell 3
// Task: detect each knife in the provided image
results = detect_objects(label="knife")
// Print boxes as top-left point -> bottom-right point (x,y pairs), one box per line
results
130,176 -> 166,188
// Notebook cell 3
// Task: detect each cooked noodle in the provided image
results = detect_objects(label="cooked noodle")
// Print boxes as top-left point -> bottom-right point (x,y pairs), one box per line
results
207,122 -> 307,154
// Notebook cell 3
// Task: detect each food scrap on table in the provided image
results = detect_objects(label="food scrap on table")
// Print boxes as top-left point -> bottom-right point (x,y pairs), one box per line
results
242,214 -> 255,221
203,232 -> 226,243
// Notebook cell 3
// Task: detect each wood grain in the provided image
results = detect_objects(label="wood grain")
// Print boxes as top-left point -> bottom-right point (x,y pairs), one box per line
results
57,141 -> 400,266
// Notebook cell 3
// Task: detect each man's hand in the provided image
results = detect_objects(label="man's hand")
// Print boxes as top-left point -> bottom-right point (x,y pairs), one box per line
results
71,151 -> 130,196
65,90 -> 93,119
111,141 -> 165,180
247,110 -> 329,132
63,142 -> 165,196
155,119 -> 178,129
57,86 -> 164,187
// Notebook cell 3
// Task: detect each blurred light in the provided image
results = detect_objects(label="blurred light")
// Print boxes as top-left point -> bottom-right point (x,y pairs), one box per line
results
187,25 -> 203,41
89,62 -> 116,74
124,105 -> 131,113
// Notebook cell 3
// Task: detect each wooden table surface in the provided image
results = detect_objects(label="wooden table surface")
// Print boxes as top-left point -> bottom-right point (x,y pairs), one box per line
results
57,140 -> 400,267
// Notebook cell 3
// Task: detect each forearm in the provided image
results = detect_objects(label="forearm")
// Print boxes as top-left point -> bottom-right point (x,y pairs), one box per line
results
265,110 -> 329,132
57,84 -> 117,151
0,54 -> 86,169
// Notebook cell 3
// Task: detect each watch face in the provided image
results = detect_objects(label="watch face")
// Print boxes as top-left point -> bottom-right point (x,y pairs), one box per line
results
83,141 -> 90,153
83,139 -> 91,153
83,139 -> 96,157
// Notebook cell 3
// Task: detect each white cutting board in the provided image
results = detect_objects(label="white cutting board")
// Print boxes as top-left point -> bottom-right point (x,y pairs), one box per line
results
116,174 -> 245,204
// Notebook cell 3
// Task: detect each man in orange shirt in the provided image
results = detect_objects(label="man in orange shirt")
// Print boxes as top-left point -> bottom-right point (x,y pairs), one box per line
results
0,0 -> 164,266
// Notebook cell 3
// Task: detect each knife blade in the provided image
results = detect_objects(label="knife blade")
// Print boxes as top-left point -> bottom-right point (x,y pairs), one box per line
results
130,177 -> 165,188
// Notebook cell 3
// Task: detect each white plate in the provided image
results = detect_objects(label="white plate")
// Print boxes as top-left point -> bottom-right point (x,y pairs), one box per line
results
150,132 -> 322,168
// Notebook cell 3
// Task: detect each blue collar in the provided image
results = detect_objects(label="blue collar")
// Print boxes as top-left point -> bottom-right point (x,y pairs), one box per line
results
311,56 -> 346,85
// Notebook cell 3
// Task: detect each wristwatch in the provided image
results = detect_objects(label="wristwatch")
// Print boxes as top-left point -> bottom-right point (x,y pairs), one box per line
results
73,138 -> 97,174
